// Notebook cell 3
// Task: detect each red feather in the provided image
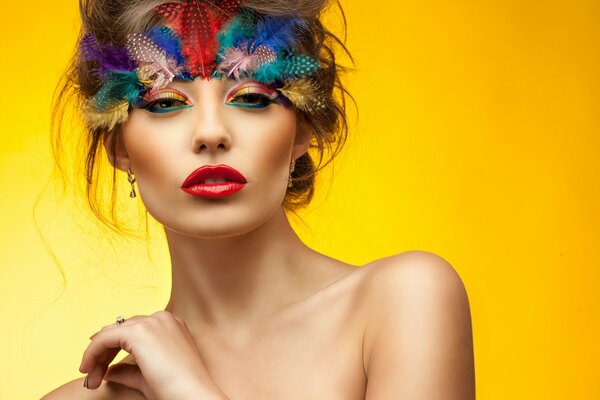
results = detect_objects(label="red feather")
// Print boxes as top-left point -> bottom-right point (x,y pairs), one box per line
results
156,0 -> 243,78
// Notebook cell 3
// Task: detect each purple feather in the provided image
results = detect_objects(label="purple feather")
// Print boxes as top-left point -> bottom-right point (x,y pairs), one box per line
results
79,33 -> 101,61
98,43 -> 137,75
79,33 -> 136,76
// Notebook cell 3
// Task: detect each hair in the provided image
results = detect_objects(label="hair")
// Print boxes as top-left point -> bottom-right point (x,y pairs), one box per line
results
51,0 -> 355,235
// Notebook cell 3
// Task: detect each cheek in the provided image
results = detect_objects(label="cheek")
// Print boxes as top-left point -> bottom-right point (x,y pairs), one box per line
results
230,108 -> 297,179
120,111 -> 186,190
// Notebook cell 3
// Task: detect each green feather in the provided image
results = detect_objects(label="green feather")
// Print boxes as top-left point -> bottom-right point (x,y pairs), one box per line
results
252,60 -> 284,83
94,71 -> 143,112
217,10 -> 256,54
253,54 -> 320,83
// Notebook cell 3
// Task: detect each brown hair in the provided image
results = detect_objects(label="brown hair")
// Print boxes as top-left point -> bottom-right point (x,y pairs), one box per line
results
51,0 -> 355,234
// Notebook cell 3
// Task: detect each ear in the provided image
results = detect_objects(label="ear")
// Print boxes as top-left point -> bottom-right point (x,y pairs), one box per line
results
291,116 -> 310,160
103,129 -> 131,172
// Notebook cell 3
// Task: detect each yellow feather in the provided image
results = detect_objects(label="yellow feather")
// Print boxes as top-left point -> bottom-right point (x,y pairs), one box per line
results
278,79 -> 324,113
82,100 -> 129,130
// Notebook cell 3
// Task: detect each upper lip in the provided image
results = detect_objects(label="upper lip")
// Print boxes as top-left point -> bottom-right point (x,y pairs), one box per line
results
181,164 -> 247,187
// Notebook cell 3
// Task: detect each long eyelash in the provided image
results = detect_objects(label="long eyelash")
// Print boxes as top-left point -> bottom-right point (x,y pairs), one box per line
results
142,89 -> 189,104
225,84 -> 278,104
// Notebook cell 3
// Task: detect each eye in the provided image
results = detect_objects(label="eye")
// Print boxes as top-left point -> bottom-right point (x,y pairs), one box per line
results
141,90 -> 192,113
226,84 -> 279,109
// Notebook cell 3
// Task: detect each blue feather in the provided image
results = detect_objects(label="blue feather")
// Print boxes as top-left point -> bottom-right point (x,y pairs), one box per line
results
252,16 -> 308,55
147,26 -> 185,65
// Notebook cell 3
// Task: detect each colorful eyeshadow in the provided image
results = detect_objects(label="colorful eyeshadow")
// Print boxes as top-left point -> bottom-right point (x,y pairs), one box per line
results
141,89 -> 192,113
225,82 -> 278,108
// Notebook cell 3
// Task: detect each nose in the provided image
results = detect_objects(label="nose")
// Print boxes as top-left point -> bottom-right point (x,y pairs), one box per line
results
191,82 -> 232,154
191,110 -> 231,153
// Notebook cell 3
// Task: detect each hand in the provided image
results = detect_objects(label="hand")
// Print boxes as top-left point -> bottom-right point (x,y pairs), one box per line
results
79,311 -> 227,400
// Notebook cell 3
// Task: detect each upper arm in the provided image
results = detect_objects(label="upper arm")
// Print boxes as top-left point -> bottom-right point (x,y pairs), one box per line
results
363,251 -> 475,400
41,377 -> 145,400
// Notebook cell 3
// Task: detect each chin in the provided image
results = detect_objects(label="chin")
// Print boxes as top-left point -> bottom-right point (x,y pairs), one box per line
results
153,201 -> 282,240
163,218 -> 262,239
138,183 -> 288,239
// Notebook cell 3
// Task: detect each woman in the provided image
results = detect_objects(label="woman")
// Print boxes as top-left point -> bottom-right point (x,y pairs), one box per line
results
43,0 -> 475,398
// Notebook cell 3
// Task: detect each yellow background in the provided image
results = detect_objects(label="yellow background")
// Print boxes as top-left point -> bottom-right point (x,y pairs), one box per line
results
1,0 -> 598,398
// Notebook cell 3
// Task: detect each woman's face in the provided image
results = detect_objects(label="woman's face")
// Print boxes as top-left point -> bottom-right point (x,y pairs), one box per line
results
111,77 -> 308,238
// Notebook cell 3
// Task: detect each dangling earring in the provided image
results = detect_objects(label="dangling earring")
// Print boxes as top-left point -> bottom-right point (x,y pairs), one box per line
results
288,158 -> 296,188
127,168 -> 137,198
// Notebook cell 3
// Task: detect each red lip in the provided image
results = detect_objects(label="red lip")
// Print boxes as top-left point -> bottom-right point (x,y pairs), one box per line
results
181,164 -> 247,198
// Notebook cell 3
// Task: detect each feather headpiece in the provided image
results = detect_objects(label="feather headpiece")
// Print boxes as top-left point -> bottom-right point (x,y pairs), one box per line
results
277,79 -> 326,114
80,33 -> 137,76
215,14 -> 318,81
156,0 -> 243,78
81,2 -> 324,130
126,32 -> 181,90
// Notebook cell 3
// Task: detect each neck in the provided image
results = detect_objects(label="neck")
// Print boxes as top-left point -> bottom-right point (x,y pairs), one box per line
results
164,207 -> 321,334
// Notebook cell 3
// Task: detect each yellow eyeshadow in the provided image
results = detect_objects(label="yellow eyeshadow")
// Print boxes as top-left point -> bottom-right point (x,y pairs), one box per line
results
143,90 -> 188,103
226,85 -> 277,103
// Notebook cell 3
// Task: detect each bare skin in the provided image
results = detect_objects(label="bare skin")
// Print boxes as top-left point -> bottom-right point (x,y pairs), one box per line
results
43,246 -> 475,399
42,77 -> 475,399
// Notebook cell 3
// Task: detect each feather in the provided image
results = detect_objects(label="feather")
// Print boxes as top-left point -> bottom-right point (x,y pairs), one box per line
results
94,71 -> 143,112
251,61 -> 283,83
254,53 -> 320,82
147,26 -> 185,65
251,16 -> 307,55
217,9 -> 257,50
156,0 -> 243,78
79,33 -> 101,61
138,62 -> 178,89
215,14 -> 312,81
97,43 -> 137,75
83,99 -> 129,131
126,33 -> 179,89
277,79 -> 326,113
216,44 -> 276,79
216,47 -> 247,78
282,54 -> 320,78
80,33 -> 136,75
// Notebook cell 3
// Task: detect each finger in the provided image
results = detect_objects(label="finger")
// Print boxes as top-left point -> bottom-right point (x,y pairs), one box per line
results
86,360 -> 111,390
89,315 -> 146,340
80,327 -> 135,373
104,363 -> 148,396
82,346 -> 122,389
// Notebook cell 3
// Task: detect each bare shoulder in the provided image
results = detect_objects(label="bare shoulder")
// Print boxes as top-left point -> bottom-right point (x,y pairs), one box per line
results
358,250 -> 475,399
358,250 -> 471,307
360,249 -> 466,286
41,376 -> 145,400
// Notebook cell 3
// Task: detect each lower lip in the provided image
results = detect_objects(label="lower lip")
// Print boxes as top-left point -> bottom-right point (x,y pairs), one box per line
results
181,182 -> 246,198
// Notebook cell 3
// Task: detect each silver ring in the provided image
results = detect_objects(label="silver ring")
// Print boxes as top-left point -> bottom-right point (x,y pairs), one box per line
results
116,316 -> 126,325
